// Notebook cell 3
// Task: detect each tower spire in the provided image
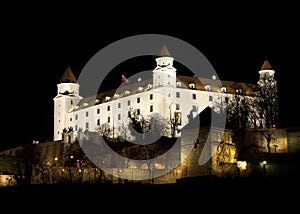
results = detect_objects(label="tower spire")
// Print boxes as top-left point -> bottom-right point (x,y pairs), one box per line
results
60,66 -> 77,83
261,58 -> 272,70
159,45 -> 171,56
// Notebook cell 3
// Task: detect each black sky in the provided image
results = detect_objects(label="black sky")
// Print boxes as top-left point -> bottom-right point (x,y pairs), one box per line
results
3,5 -> 300,150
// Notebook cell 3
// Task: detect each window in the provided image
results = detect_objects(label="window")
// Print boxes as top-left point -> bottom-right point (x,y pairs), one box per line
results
176,104 -> 180,110
84,102 -> 88,107
137,97 -> 140,103
137,109 -> 140,115
138,87 -> 143,92
209,96 -> 213,101
86,122 -> 89,129
75,115 -> 78,120
176,92 -> 180,98
125,90 -> 130,95
127,100 -> 130,106
70,118 -> 72,122
192,105 -> 198,112
118,114 -> 121,120
118,103 -> 121,108
107,116 -> 110,123
97,119 -> 100,126
205,85 -> 211,91
150,94 -> 153,100
150,105 -> 153,112
75,125 -> 78,131
235,89 -> 243,94
176,82 -> 181,87
114,94 -> 119,99
221,87 -> 227,93
107,106 -> 110,111
86,112 -> 89,117
192,94 -> 196,100
97,108 -> 100,114
225,97 -> 229,103
105,96 -> 110,101
71,100 -> 73,105
189,83 -> 195,89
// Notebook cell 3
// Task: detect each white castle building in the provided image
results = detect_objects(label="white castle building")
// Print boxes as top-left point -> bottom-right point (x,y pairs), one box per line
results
53,46 -> 277,144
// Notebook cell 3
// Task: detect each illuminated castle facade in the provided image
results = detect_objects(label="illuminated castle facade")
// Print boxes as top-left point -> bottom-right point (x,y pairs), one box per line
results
53,46 -> 277,143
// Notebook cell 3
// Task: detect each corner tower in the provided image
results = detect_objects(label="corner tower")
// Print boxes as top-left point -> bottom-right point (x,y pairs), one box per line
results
257,58 -> 279,128
53,66 -> 82,141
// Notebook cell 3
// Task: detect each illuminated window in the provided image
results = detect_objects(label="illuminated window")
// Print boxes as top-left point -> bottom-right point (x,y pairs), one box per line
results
189,83 -> 195,89
205,85 -> 211,91
176,82 -> 181,87
235,89 -> 243,94
221,87 -> 227,93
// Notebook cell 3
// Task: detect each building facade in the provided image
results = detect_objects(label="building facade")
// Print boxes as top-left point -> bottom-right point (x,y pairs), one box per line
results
54,46 -> 275,143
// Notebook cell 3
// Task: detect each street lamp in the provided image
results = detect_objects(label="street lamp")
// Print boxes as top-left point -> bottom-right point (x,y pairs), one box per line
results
262,160 -> 267,176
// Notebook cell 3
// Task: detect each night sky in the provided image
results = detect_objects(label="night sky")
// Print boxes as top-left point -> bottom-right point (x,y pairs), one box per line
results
3,5 -> 300,150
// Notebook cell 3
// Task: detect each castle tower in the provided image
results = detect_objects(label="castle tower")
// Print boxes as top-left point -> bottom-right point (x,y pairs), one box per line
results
258,58 -> 275,81
153,45 -> 177,88
257,58 -> 279,128
53,66 -> 82,142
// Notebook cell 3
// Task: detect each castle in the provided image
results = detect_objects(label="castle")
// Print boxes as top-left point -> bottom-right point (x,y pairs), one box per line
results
54,46 -> 275,142
2,46 -> 298,186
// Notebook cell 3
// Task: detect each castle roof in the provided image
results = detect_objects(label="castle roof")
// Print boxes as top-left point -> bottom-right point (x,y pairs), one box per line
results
159,45 -> 171,56
60,66 -> 77,83
261,59 -> 272,70
72,75 -> 257,111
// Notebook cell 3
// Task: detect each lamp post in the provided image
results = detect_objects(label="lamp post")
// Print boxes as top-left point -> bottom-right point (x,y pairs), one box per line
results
262,160 -> 267,177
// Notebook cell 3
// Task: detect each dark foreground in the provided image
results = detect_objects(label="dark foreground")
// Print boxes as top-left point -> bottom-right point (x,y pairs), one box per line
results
1,175 -> 299,208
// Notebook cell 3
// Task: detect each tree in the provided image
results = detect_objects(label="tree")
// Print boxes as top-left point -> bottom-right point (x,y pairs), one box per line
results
128,108 -> 150,143
96,123 -> 112,140
225,92 -> 257,152
256,72 -> 279,128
